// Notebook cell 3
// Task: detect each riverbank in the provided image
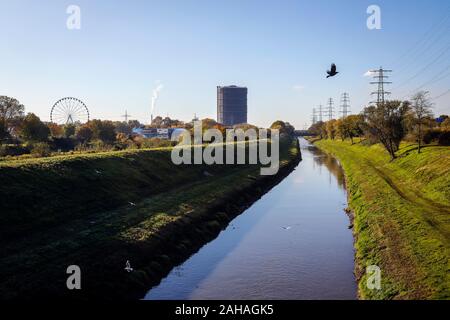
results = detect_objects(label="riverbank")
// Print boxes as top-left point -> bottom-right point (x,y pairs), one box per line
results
0,137 -> 301,300
313,138 -> 450,299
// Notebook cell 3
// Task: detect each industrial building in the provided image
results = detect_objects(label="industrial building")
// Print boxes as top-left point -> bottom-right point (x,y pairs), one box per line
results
132,127 -> 172,139
217,85 -> 248,126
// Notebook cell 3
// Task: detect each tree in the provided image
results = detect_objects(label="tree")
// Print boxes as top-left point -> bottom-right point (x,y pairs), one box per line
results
48,123 -> 64,137
308,121 -> 326,138
0,96 -> 25,138
76,125 -> 93,144
342,115 -> 364,144
270,120 -> 295,136
270,120 -> 286,130
114,121 -> 132,135
325,119 -> 337,140
410,91 -> 433,153
442,117 -> 450,129
334,119 -> 345,141
63,124 -> 76,138
20,113 -> 50,143
0,121 -> 9,145
362,101 -> 409,160
128,120 -> 141,129
89,119 -> 116,143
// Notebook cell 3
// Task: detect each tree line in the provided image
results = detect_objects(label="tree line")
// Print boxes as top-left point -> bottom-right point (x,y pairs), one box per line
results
0,96 -> 174,158
1,96 -> 291,159
309,91 -> 450,159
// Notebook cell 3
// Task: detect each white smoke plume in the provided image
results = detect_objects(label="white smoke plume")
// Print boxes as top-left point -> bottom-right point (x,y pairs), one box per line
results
151,82 -> 164,115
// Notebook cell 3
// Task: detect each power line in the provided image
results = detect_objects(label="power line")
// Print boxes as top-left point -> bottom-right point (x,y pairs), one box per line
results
392,9 -> 450,74
400,64 -> 450,99
432,88 -> 450,101
393,42 -> 450,90
370,67 -> 392,105
340,93 -> 351,118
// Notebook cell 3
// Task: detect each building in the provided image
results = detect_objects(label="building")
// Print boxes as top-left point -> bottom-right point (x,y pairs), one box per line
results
217,85 -> 248,126
132,127 -> 176,139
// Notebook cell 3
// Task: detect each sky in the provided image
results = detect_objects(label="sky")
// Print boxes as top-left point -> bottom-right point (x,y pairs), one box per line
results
1,0 -> 450,129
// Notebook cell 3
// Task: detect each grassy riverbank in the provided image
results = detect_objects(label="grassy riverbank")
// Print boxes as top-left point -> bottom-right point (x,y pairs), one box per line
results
313,138 -> 450,299
0,137 -> 301,300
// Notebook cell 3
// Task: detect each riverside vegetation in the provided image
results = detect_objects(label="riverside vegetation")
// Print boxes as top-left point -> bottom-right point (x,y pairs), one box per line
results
311,139 -> 449,299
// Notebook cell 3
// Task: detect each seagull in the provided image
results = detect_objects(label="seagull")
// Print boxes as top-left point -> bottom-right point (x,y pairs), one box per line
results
203,170 -> 214,177
281,226 -> 292,230
95,170 -> 102,174
129,202 -> 136,206
125,260 -> 134,273
326,63 -> 339,78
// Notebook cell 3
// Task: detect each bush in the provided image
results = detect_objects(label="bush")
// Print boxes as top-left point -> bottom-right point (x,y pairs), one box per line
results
422,129 -> 450,146
141,138 -> 175,148
0,145 -> 30,157
30,142 -> 51,157
438,130 -> 450,146
423,129 -> 441,144
50,137 -> 75,152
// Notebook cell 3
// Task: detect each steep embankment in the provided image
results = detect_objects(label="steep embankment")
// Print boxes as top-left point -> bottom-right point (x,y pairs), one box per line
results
0,138 -> 301,300
314,139 -> 450,300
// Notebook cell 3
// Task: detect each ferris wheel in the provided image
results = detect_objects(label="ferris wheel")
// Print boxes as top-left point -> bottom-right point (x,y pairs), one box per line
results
50,97 -> 90,124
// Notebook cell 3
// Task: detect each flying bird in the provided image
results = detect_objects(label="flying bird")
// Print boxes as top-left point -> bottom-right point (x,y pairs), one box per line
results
326,63 -> 339,78
124,260 -> 134,273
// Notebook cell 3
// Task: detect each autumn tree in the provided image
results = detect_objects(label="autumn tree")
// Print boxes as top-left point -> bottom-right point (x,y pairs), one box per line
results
19,113 -> 50,143
325,119 -> 337,140
114,121 -> 132,135
48,123 -> 64,137
334,119 -> 345,141
63,124 -> 76,138
308,121 -> 325,138
270,120 -> 295,136
88,120 -> 116,143
362,101 -> 409,160
342,115 -> 364,144
76,125 -> 93,144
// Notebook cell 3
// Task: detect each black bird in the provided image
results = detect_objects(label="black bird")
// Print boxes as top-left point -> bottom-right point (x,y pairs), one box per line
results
326,63 -> 339,78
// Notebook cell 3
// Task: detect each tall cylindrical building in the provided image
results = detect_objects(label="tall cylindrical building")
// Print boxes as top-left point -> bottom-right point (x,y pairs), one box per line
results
217,85 -> 248,126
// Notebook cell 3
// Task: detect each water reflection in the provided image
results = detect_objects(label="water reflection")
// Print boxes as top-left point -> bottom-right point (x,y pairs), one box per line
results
307,145 -> 346,189
145,138 -> 356,300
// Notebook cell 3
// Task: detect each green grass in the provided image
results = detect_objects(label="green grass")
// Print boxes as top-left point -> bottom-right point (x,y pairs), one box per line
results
0,137 -> 300,299
314,139 -> 450,299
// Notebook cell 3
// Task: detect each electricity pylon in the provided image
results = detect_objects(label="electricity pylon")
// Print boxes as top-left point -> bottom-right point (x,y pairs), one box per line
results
340,93 -> 351,118
370,67 -> 392,105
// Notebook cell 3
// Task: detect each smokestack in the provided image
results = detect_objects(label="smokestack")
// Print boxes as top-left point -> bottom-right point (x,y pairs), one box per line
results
151,83 -> 164,119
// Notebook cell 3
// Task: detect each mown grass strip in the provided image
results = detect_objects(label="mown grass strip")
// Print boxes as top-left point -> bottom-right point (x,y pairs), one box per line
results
314,139 -> 450,300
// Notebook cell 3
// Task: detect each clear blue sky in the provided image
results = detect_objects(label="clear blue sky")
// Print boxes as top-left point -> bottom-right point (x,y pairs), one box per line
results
1,0 -> 449,129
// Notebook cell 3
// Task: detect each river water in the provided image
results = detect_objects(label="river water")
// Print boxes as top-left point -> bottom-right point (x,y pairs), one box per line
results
144,138 -> 356,300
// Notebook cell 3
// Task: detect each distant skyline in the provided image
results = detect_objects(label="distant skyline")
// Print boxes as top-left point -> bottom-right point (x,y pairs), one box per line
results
1,0 -> 450,129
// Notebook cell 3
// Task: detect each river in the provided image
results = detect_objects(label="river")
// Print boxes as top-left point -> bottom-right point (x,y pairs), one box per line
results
144,138 -> 356,300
